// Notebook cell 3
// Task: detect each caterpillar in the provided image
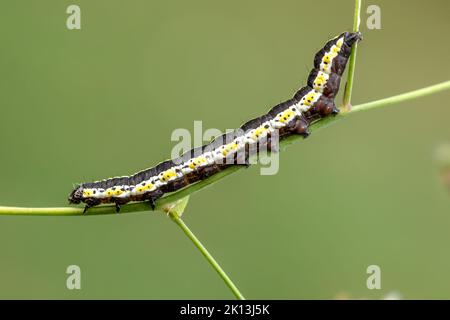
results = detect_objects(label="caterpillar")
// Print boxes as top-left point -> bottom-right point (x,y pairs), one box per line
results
69,31 -> 362,213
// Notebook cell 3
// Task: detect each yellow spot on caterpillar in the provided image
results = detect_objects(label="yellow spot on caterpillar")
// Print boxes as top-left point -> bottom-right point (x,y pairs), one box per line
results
313,71 -> 329,91
302,92 -> 318,106
221,146 -> 230,156
285,109 -> 295,121
315,76 -> 324,86
277,110 -> 293,124
160,169 -> 176,182
220,142 -> 240,156
195,156 -> 207,165
188,156 -> 207,169
136,182 -> 153,193
336,37 -> 344,48
82,189 -> 93,197
251,127 -> 264,139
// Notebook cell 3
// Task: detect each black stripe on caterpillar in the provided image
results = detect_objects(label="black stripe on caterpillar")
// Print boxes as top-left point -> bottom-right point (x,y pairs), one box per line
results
68,31 -> 362,213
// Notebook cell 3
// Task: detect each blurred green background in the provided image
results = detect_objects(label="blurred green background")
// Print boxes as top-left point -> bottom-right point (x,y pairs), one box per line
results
0,0 -> 449,299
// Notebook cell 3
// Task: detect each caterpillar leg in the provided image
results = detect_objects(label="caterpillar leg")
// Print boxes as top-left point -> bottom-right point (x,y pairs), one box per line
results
292,118 -> 311,138
147,189 -> 164,211
148,198 -> 156,210
250,134 -> 278,154
197,165 -> 221,180
266,135 -> 280,153
331,105 -> 340,115
83,198 -> 100,214
232,162 -> 250,168
237,157 -> 251,168
234,152 -> 250,167
321,101 -> 339,117
114,198 -> 132,213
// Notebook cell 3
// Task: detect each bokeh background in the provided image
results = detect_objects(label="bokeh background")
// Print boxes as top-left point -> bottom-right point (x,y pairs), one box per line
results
0,0 -> 449,299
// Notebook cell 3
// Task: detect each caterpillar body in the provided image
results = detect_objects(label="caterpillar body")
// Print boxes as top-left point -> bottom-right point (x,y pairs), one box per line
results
69,31 -> 362,213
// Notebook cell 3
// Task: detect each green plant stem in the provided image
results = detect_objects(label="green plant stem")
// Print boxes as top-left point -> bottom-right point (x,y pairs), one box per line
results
169,211 -> 245,300
0,166 -> 241,216
342,0 -> 361,108
349,80 -> 450,114
0,80 -> 449,217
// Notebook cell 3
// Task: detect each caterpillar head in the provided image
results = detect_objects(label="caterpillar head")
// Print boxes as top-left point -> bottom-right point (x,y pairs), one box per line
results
337,32 -> 363,57
344,31 -> 363,47
68,185 -> 84,204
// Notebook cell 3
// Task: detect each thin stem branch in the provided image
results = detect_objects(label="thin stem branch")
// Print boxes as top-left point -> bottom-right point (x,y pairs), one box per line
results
348,80 -> 450,114
0,166 -> 242,216
342,0 -> 361,109
169,211 -> 245,300
0,80 -> 449,217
